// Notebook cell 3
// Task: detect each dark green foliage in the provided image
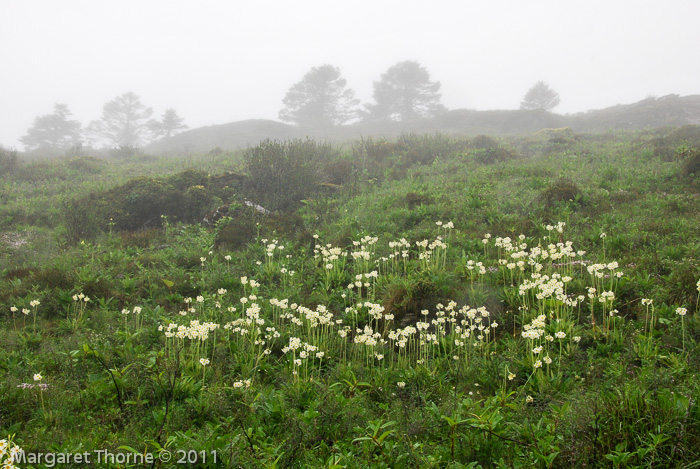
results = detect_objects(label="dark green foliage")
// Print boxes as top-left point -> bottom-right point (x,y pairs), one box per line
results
67,156 -> 104,174
404,192 -> 434,209
0,146 -> 19,174
63,169 -> 229,242
5,130 -> 700,467
396,132 -> 465,166
471,146 -> 519,165
323,159 -> 354,185
651,125 -> 700,160
466,134 -> 520,164
383,277 -> 442,325
470,134 -> 498,149
243,138 -> 334,212
213,204 -> 266,250
542,178 -> 581,206
682,148 -> 700,177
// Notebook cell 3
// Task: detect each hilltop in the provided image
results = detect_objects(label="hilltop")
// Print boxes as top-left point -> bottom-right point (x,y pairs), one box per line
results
146,94 -> 700,153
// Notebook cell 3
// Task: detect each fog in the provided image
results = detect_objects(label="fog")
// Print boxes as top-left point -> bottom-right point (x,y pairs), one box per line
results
2,0 -> 699,149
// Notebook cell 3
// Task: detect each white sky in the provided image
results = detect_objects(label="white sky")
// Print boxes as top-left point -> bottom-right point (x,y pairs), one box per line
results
2,0 -> 699,149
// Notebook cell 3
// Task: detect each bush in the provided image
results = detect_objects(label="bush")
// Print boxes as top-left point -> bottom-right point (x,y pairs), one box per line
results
243,139 -> 333,212
682,149 -> 700,177
68,156 -> 104,174
471,146 -> 519,165
63,170 -> 228,242
404,192 -> 435,209
324,160 -> 354,185
213,204 -> 267,250
109,145 -> 140,159
0,146 -> 19,174
651,125 -> 700,160
542,179 -> 581,206
470,135 -> 498,150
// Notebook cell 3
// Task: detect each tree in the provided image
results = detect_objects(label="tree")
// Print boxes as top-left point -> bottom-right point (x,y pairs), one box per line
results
520,81 -> 561,111
90,92 -> 153,147
20,103 -> 81,153
366,60 -> 446,121
148,108 -> 188,139
279,65 -> 359,127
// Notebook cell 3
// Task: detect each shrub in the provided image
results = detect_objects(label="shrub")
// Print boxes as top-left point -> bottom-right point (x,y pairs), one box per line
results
166,168 -> 209,189
324,160 -> 354,185
383,277 -> 442,325
681,149 -> 700,177
0,146 -> 19,174
67,156 -> 104,174
470,135 -> 498,150
404,192 -> 435,209
109,145 -> 140,159
243,139 -> 333,212
471,146 -> 519,165
213,204 -> 266,250
63,170 -> 227,242
542,179 -> 581,206
651,125 -> 700,160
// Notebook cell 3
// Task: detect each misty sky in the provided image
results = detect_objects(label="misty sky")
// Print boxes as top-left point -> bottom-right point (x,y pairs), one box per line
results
2,0 -> 699,149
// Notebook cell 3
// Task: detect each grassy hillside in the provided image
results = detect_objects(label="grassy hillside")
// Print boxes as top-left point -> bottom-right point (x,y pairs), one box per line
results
1,128 -> 700,467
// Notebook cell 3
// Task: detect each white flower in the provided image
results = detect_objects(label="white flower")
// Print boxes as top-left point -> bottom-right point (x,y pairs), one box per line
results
199,358 -> 210,366
397,381 -> 406,388
34,373 -> 42,381
676,307 -> 687,316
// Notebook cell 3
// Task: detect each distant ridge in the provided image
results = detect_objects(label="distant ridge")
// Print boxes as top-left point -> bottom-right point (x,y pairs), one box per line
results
146,95 -> 700,154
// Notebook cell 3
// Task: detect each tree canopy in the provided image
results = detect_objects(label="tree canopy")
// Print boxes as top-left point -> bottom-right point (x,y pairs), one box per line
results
148,108 -> 188,139
88,92 -> 153,147
520,81 -> 561,111
20,103 -> 81,153
279,65 -> 359,127
366,60 -> 446,121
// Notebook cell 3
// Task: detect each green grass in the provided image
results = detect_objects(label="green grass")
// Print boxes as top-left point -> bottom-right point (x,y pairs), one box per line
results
1,129 -> 700,468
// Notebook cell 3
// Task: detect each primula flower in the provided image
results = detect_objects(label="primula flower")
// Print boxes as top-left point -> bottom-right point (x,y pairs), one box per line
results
199,358 -> 210,366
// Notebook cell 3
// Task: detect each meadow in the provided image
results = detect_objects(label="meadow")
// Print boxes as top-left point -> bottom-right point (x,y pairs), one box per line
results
1,127 -> 700,467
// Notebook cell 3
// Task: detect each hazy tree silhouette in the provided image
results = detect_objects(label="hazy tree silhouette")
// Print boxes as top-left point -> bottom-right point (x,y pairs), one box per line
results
89,92 -> 153,147
148,108 -> 188,139
279,65 -> 359,127
21,103 -> 81,153
520,81 -> 561,111
366,60 -> 446,121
